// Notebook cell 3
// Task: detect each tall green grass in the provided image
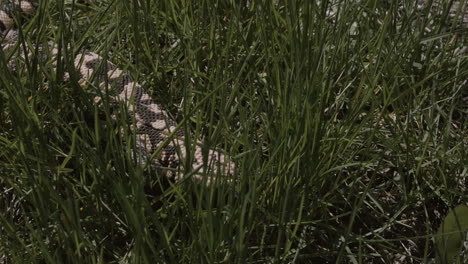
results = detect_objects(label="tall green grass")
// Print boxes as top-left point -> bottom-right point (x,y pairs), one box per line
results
0,0 -> 466,263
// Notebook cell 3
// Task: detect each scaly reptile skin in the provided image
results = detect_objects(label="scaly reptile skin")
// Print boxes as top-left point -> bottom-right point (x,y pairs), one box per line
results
0,0 -> 235,182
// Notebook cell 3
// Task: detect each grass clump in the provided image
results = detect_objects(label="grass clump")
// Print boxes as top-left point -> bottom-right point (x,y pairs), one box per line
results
0,0 -> 466,263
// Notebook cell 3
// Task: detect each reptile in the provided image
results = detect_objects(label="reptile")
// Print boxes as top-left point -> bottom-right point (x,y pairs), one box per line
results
0,0 -> 235,183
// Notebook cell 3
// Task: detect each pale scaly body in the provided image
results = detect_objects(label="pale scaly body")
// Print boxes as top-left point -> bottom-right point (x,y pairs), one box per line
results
0,0 -> 235,182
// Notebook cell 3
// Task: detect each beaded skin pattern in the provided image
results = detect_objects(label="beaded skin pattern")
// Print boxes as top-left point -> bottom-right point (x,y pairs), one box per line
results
0,0 -> 235,182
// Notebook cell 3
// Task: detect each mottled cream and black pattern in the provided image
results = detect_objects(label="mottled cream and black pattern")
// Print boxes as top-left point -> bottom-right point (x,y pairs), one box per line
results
0,0 -> 235,182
